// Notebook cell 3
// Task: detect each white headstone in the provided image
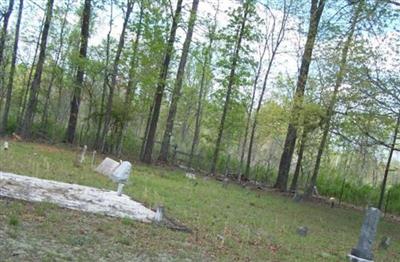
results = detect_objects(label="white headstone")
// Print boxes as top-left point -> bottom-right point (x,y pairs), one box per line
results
112,161 -> 132,183
4,141 -> 9,150
95,157 -> 120,178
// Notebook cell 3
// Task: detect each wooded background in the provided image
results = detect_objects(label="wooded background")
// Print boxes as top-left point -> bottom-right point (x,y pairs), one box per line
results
0,0 -> 399,213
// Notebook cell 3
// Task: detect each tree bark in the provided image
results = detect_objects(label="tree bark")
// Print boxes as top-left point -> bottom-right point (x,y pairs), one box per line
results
41,1 -> 70,129
158,0 -> 199,162
305,0 -> 362,197
289,129 -> 307,192
238,38 -> 268,181
20,0 -> 54,138
141,0 -> 183,163
65,0 -> 91,144
94,5 -> 113,148
1,0 -> 22,134
274,0 -> 325,191
0,0 -> 14,79
100,0 -> 134,152
16,19 -> 43,130
378,111 -> 400,209
116,3 -> 144,156
210,1 -> 251,175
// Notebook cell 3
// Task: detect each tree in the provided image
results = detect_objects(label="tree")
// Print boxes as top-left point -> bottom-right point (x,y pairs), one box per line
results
0,0 -> 22,134
116,1 -> 145,155
0,0 -> 14,101
244,1 -> 292,179
210,0 -> 256,175
158,0 -> 200,162
305,0 -> 363,197
99,0 -> 135,151
65,0 -> 91,144
20,0 -> 54,138
141,0 -> 183,163
274,0 -> 325,191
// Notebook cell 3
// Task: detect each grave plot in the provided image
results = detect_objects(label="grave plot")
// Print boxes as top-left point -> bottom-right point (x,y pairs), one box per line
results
0,171 -> 156,223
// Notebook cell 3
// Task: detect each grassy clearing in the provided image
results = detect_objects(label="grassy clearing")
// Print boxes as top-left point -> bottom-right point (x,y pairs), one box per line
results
0,141 -> 399,261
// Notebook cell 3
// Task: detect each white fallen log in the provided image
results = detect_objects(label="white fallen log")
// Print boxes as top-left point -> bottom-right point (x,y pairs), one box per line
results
0,172 -> 155,223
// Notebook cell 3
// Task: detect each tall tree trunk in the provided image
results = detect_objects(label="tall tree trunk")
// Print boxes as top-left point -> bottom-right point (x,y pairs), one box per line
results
378,111 -> 400,209
290,129 -> 308,192
141,0 -> 183,163
0,0 -> 14,82
1,0 -> 22,134
274,0 -> 325,191
158,0 -> 199,162
210,1 -> 250,175
17,17 -> 44,129
116,3 -> 144,156
94,6 -> 113,148
65,0 -> 91,143
238,36 -> 269,181
305,0 -> 362,197
41,1 -> 70,129
244,2 -> 291,179
100,0 -> 134,152
188,1 -> 219,169
20,0 -> 54,138
0,0 -> 14,111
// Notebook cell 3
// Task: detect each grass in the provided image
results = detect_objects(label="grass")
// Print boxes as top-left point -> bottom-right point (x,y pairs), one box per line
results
0,141 -> 399,261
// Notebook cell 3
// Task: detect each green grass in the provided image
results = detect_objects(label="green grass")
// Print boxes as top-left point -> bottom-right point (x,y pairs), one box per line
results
0,141 -> 399,261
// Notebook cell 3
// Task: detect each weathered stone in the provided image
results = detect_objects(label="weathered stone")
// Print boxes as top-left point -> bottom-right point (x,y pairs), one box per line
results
95,157 -> 120,178
155,205 -> 164,222
350,207 -> 381,261
297,226 -> 308,236
112,161 -> 132,183
379,236 -> 391,250
4,141 -> 9,150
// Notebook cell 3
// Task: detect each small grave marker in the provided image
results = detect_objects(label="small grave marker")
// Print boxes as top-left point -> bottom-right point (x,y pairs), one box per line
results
379,236 -> 391,250
297,226 -> 308,237
4,141 -> 9,150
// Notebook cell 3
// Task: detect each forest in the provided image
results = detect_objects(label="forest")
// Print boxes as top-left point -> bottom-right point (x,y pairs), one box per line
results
0,0 -> 400,215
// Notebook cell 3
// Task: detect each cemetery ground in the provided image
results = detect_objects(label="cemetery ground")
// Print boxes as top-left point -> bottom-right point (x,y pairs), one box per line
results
0,142 -> 399,261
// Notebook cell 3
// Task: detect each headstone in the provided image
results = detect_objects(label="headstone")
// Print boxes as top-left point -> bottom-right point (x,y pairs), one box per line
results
185,173 -> 196,179
78,145 -> 87,164
91,150 -> 97,168
329,197 -> 336,208
349,207 -> 381,262
95,157 -> 120,178
379,236 -> 391,250
4,141 -> 9,150
155,205 -> 164,222
297,226 -> 308,236
293,192 -> 303,203
112,161 -> 132,183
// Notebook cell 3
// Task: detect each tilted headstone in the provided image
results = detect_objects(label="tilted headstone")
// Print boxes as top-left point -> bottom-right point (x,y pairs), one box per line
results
4,141 -> 9,150
95,157 -> 120,178
349,207 -> 381,262
112,161 -> 132,183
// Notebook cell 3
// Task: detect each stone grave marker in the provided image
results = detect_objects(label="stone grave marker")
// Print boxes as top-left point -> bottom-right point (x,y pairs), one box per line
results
379,236 -> 391,250
348,207 -> 381,262
297,226 -> 308,237
95,157 -> 120,178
